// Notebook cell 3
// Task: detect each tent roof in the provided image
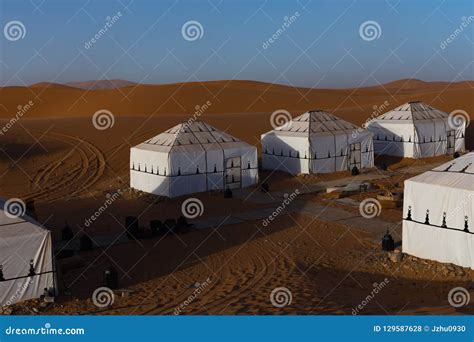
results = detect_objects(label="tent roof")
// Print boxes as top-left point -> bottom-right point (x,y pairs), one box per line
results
0,199 -> 48,240
265,110 -> 361,137
372,102 -> 448,122
132,120 -> 253,152
406,153 -> 474,191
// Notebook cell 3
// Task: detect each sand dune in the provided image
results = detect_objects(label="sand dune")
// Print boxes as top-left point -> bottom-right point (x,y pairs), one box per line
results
65,79 -> 138,90
1,80 -> 472,128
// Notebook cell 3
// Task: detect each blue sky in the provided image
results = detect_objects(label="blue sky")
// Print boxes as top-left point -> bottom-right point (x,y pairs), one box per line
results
0,0 -> 473,87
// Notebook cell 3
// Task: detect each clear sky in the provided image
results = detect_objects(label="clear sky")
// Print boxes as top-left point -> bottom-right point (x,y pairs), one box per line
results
0,0 -> 473,88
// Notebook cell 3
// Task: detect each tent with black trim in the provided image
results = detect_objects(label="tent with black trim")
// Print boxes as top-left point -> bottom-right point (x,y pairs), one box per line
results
261,110 -> 374,175
366,101 -> 465,158
403,152 -> 474,269
130,121 -> 259,197
0,199 -> 55,306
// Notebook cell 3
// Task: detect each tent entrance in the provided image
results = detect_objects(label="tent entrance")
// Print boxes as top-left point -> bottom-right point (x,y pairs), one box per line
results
447,130 -> 455,154
225,157 -> 241,189
348,142 -> 361,170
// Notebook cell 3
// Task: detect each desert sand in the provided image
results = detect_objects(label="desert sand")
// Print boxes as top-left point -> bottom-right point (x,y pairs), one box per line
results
0,79 -> 473,315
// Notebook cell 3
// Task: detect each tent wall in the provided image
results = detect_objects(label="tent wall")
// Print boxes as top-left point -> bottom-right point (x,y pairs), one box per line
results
0,216 -> 55,306
454,125 -> 466,153
369,122 -> 415,157
261,134 -> 310,175
262,130 -> 374,175
358,132 -> 375,169
130,141 -> 258,198
130,170 -> 171,197
368,117 -> 465,159
403,178 -> 474,269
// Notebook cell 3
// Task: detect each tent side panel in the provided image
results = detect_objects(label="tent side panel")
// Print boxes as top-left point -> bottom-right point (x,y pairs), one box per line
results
130,170 -> 170,197
433,120 -> 448,156
169,174 -> 207,197
415,121 -> 437,157
403,179 -> 474,269
309,134 -> 337,173
361,133 -> 374,168
403,221 -> 474,269
0,230 -> 54,306
240,146 -> 259,187
455,125 -> 466,153
368,122 -> 415,158
261,134 -> 310,175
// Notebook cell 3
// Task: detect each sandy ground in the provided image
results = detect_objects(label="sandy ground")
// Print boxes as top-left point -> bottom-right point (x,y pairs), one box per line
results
0,79 -> 473,315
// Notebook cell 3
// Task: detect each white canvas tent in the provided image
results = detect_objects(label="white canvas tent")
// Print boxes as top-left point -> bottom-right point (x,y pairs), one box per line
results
130,121 -> 259,197
403,153 -> 474,269
0,199 -> 55,306
366,101 -> 465,158
261,110 -> 374,175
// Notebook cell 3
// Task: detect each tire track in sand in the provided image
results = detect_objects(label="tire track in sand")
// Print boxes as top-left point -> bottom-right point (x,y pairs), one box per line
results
23,130 -> 106,203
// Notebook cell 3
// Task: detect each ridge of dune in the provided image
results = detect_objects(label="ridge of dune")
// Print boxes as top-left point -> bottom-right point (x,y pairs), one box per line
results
0,80 -> 472,123
65,79 -> 138,90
